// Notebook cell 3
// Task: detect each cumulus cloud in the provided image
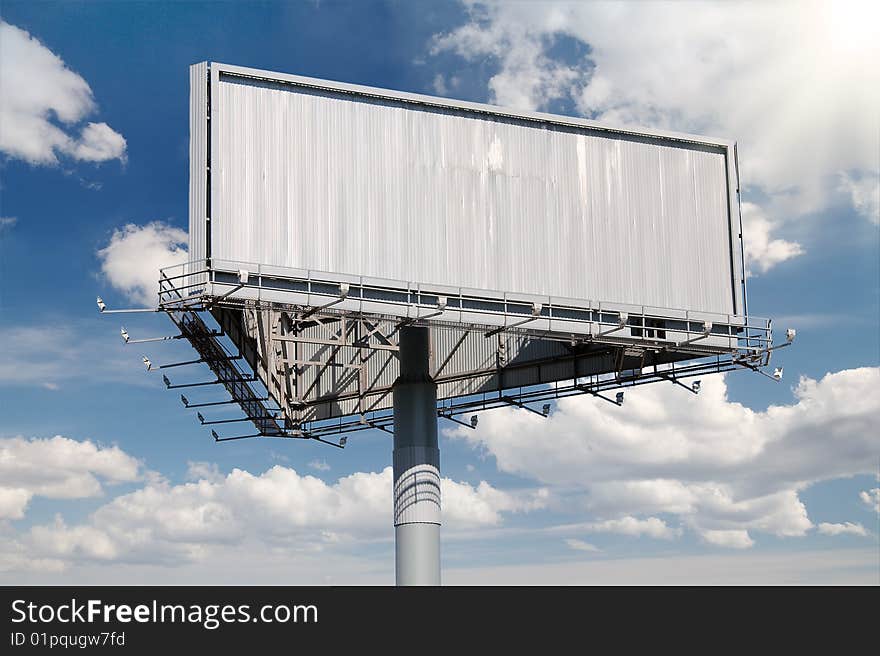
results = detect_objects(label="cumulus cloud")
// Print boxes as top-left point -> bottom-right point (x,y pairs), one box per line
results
699,529 -> 755,550
0,21 -> 126,165
565,538 -> 600,553
1,451 -> 544,569
817,522 -> 868,537
97,222 -> 188,306
432,13 -> 587,112
447,367 -> 880,546
431,1 -> 880,270
0,436 -> 141,520
740,202 -> 805,274
579,516 -> 680,540
838,171 -> 880,225
860,488 -> 880,514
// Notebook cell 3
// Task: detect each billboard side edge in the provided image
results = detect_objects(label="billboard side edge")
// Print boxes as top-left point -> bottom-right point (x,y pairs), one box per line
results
188,62 -> 208,264
726,141 -> 747,317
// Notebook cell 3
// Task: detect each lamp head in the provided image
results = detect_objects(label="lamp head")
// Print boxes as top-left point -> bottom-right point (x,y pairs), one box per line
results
120,327 -> 129,343
197,412 -> 205,424
616,391 -> 625,405
180,394 -> 189,407
339,436 -> 348,447
162,374 -> 171,388
211,430 -> 219,441
470,415 -> 479,428
692,380 -> 701,394
773,367 -> 783,381
142,356 -> 152,371
785,328 -> 796,343
542,403 -> 551,416
96,296 -> 106,312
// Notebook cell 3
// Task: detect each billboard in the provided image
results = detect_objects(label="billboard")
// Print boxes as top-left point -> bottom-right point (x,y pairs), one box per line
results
175,62 -> 764,427
190,62 -> 744,317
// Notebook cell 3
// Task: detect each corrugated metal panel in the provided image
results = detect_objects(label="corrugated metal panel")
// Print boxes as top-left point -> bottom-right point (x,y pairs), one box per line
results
202,62 -> 739,318
188,62 -> 207,264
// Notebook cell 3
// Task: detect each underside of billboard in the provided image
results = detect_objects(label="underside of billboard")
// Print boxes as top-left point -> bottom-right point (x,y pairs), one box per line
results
151,61 -> 781,444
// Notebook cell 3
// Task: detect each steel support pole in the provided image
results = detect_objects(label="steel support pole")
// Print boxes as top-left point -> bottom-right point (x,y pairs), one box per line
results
393,326 -> 441,586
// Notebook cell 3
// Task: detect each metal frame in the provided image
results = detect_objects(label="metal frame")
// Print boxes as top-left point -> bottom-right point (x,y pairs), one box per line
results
110,260 -> 782,447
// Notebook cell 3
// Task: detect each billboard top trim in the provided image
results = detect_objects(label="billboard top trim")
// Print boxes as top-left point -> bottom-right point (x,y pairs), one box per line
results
205,61 -> 736,152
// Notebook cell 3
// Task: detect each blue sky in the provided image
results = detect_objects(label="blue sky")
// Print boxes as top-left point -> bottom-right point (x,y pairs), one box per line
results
1,1 -> 878,584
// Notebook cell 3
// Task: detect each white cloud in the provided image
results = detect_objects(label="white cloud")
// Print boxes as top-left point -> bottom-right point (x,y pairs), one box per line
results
579,516 -> 680,540
838,171 -> 880,225
699,529 -> 755,550
185,461 -> 223,483
0,216 -> 17,231
448,367 -> 880,545
817,522 -> 868,537
432,13 -> 585,112
308,460 -> 331,472
0,488 -> 32,521
0,436 -> 141,520
97,222 -> 188,306
431,1 -> 880,269
1,452 -> 543,569
443,479 -> 548,528
741,202 -> 804,274
860,488 -> 880,514
565,538 -> 600,553
0,21 -> 126,165
69,122 -> 127,164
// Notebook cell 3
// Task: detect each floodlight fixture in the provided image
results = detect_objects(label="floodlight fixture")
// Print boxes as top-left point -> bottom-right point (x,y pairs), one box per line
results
593,311 -> 629,339
181,394 -> 189,406
212,429 -> 219,441
340,436 -> 348,447
339,282 -> 350,298
142,356 -> 153,371
163,374 -> 171,388
692,380 -> 702,394
120,327 -> 130,343
616,391 -> 625,405
470,415 -> 478,428
531,302 -> 543,316
542,403 -> 551,416
677,320 -> 715,347
238,269 -> 250,284
94,296 -> 158,314
437,295 -> 448,311
197,412 -> 206,424
786,328 -> 796,343
773,367 -> 783,381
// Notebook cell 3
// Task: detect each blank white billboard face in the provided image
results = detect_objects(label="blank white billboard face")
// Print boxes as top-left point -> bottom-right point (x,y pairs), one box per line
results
191,62 -> 743,317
